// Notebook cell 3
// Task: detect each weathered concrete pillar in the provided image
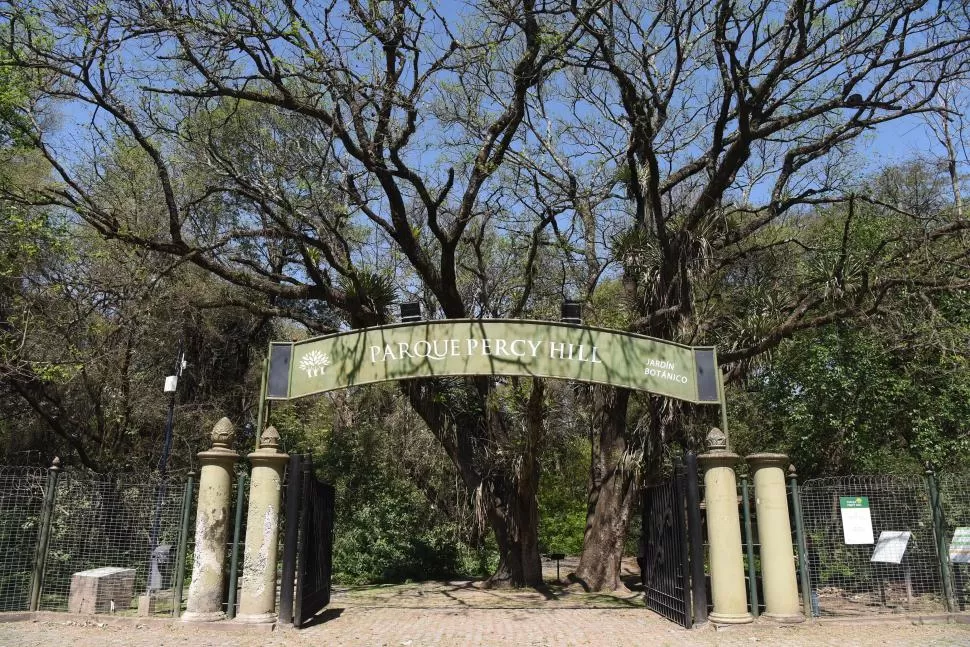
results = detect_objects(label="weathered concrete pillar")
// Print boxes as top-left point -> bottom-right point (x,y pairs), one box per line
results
236,426 -> 289,623
748,453 -> 804,623
698,428 -> 753,624
183,418 -> 239,622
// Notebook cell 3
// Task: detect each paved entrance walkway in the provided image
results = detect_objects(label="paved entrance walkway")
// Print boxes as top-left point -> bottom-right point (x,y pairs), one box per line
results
2,608 -> 969,646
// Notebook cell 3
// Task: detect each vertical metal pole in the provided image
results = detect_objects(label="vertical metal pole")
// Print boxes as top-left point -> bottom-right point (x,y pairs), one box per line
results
926,463 -> 955,612
255,358 -> 268,450
685,452 -> 707,625
741,475 -> 759,618
29,457 -> 61,611
789,467 -> 812,619
711,348 -> 730,446
171,472 -> 194,618
279,454 -> 304,625
673,457 -> 693,629
148,339 -> 185,594
225,472 -> 248,619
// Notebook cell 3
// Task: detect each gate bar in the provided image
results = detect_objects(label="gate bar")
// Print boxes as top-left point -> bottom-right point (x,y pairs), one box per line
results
685,453 -> 707,624
674,458 -> 693,629
279,454 -> 304,624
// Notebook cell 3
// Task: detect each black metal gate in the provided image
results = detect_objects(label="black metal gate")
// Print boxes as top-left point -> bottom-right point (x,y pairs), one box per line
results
279,455 -> 335,627
640,453 -> 706,628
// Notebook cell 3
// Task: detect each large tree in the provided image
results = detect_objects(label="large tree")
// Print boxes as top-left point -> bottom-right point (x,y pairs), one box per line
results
2,0 -> 970,589
510,0 -> 970,589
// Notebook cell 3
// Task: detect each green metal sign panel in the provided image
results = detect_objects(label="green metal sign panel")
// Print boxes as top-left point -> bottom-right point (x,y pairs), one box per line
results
267,319 -> 721,404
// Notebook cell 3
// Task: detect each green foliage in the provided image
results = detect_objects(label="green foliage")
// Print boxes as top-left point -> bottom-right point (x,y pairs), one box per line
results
331,479 -> 464,584
537,434 -> 589,555
732,312 -> 970,477
274,388 -> 482,584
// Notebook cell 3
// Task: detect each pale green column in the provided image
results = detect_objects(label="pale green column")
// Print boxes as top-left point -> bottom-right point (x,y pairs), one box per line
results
698,428 -> 753,624
748,453 -> 804,623
183,418 -> 239,622
236,426 -> 289,623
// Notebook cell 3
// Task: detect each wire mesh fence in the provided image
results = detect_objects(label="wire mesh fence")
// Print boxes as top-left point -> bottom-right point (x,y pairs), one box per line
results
0,464 -> 193,617
0,466 -> 47,612
799,475 -> 946,616
40,470 -> 189,615
936,474 -> 970,612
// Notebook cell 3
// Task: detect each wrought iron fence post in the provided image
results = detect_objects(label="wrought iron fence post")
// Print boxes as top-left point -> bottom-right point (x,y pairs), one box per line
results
740,473 -> 759,618
685,452 -> 708,625
226,471 -> 248,619
925,463 -> 954,612
29,457 -> 61,611
171,471 -> 195,618
788,466 -> 812,619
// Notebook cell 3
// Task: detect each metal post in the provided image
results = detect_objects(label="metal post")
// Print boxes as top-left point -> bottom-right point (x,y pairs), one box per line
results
278,454 -> 304,625
254,358 -> 268,450
740,475 -> 759,618
713,349 -> 731,450
925,463 -> 955,612
685,452 -> 708,625
789,466 -> 812,619
147,339 -> 185,594
171,472 -> 194,618
226,471 -> 248,619
29,457 -> 61,611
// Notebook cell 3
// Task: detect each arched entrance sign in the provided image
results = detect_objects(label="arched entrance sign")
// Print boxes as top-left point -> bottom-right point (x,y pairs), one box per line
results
265,319 -> 723,405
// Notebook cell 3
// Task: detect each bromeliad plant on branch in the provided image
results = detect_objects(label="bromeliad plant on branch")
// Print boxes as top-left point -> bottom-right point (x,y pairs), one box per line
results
1,0 -> 969,589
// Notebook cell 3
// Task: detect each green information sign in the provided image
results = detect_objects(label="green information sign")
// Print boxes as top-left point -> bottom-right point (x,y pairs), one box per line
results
839,496 -> 874,544
266,319 -> 721,404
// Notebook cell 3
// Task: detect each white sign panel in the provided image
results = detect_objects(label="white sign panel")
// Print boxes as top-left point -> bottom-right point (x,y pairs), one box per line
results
870,531 -> 911,564
950,527 -> 970,564
840,496 -> 874,544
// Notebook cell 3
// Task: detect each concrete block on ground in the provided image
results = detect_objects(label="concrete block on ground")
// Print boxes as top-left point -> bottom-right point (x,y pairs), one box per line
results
68,567 -> 136,614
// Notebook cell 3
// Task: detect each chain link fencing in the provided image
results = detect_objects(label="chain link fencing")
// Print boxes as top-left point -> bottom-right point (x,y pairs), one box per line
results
0,464 -> 194,617
799,475 -> 946,616
0,466 -> 47,612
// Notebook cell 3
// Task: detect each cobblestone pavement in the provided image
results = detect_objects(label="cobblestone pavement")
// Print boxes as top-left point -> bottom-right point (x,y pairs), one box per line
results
2,611 -> 970,647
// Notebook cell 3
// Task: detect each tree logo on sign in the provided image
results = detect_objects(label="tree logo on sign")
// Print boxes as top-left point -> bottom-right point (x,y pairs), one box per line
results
299,350 -> 331,377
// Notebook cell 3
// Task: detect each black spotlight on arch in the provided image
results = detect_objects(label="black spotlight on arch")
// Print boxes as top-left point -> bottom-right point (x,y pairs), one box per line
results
400,302 -> 422,323
561,300 -> 582,324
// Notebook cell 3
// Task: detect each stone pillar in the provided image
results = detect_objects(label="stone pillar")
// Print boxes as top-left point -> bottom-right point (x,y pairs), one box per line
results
182,418 -> 238,622
236,426 -> 289,623
748,453 -> 804,623
698,428 -> 753,624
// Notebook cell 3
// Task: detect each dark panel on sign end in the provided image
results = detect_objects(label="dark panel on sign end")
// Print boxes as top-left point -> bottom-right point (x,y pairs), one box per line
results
694,349 -> 719,403
268,344 -> 293,398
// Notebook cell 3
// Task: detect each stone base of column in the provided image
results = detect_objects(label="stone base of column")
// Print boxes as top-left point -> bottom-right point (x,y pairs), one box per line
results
235,612 -> 277,624
762,612 -> 805,624
708,611 -> 754,625
180,610 -> 226,623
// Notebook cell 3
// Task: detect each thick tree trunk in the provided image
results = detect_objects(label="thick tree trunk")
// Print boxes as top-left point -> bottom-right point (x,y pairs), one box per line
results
487,378 -> 545,588
403,377 -> 545,588
573,387 -> 671,591
572,386 -> 636,591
